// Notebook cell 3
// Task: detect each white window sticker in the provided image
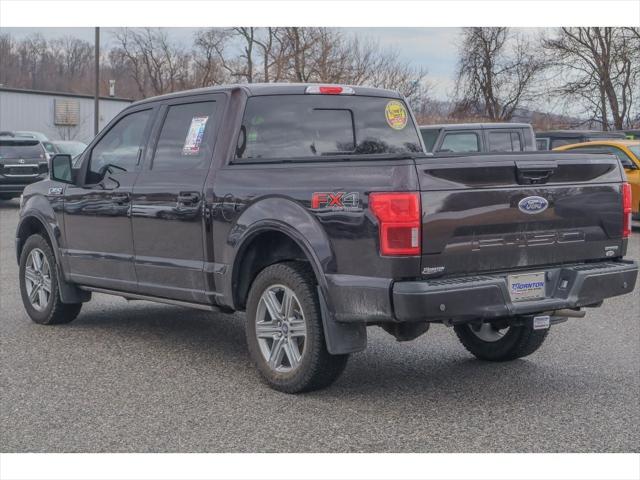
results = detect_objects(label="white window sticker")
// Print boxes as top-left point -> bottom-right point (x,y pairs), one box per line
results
182,116 -> 209,155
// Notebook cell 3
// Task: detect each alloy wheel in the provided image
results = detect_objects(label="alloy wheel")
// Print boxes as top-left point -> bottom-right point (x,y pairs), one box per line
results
255,284 -> 307,373
24,248 -> 52,312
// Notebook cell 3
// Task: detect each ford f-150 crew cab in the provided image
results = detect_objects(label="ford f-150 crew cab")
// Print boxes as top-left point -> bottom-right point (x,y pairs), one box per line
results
16,83 -> 638,393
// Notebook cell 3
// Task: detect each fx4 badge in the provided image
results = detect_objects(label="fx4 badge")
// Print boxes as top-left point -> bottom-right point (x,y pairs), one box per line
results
311,192 -> 360,211
48,187 -> 63,195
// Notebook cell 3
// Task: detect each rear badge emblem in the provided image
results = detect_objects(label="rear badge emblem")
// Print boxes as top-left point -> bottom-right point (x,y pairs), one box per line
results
19,158 -> 25,164
518,196 -> 549,215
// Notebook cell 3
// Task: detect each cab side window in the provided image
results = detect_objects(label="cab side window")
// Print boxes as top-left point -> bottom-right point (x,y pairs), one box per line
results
88,109 -> 152,181
152,101 -> 217,171
488,131 -> 522,152
438,132 -> 480,153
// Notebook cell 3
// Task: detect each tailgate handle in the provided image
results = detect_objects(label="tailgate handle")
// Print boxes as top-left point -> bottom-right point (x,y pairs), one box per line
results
515,160 -> 558,185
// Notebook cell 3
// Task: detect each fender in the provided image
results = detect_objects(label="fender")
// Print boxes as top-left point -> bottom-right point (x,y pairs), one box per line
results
16,193 -> 63,267
16,192 -> 90,304
221,196 -> 366,354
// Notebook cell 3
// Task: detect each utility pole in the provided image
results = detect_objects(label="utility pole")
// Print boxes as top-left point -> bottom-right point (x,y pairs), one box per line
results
94,27 -> 100,137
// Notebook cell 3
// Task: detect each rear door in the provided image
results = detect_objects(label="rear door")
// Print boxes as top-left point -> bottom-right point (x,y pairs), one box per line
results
131,95 -> 224,303
415,153 -> 625,277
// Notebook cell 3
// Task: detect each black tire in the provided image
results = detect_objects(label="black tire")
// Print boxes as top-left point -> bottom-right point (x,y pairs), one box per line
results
454,320 -> 549,361
19,234 -> 82,325
245,261 -> 349,393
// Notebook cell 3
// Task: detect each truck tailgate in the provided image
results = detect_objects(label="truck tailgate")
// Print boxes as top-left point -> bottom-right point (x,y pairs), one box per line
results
415,153 -> 627,277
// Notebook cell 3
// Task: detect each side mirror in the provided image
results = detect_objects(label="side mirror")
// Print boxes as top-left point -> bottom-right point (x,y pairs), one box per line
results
50,154 -> 73,184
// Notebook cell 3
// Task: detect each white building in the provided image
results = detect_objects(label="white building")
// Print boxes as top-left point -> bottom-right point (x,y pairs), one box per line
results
0,87 -> 133,144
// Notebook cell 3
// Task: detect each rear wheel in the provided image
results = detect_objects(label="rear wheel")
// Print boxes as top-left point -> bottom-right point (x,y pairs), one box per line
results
19,234 -> 82,325
245,261 -> 349,393
454,320 -> 548,361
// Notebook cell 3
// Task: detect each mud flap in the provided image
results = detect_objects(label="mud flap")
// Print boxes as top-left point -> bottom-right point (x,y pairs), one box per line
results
318,286 -> 367,355
57,270 -> 91,304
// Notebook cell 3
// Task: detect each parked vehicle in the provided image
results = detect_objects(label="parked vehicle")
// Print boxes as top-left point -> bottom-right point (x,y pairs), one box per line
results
555,140 -> 640,218
420,123 -> 536,153
16,84 -> 638,392
48,140 -> 87,157
41,141 -> 57,160
535,130 -> 627,150
0,138 -> 48,200
623,130 -> 640,140
12,131 -> 49,142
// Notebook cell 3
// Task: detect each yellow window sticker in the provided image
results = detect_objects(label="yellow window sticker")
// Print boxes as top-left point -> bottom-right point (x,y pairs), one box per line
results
385,100 -> 408,130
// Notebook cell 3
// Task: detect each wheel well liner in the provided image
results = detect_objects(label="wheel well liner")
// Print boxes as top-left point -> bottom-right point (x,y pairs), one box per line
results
233,229 -> 310,310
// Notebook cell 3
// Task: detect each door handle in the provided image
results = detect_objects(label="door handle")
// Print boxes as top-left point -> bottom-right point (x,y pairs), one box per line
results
177,192 -> 201,205
112,193 -> 130,204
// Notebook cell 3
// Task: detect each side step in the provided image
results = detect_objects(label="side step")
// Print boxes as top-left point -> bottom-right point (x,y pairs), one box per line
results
78,286 -> 220,312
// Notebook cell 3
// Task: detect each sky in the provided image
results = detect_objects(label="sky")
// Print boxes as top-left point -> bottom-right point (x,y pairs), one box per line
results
0,27 -> 462,100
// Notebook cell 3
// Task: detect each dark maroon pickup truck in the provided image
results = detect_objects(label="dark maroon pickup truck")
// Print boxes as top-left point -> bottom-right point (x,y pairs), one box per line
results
16,83 -> 638,392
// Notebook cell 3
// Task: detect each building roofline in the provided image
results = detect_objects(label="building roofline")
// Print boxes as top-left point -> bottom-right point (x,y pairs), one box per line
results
0,86 -> 133,103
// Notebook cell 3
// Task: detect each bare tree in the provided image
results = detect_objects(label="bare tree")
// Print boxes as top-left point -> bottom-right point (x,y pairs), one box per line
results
111,28 -> 191,97
543,27 -> 639,130
192,28 -> 232,87
454,27 -> 546,121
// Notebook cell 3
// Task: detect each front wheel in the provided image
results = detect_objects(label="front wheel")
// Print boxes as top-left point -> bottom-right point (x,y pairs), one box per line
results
19,234 -> 82,325
454,320 -> 548,361
245,261 -> 349,393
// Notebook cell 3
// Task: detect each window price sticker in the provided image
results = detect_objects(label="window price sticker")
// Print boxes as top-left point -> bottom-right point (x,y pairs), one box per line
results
182,116 -> 209,155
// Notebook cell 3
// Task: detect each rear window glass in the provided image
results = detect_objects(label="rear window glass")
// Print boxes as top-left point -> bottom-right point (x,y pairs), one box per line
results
0,142 -> 44,159
488,131 -> 522,152
235,95 -> 421,160
438,132 -> 479,153
420,128 -> 440,152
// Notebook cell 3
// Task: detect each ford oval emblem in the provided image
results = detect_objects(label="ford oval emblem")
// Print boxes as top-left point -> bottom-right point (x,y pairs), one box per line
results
518,196 -> 549,214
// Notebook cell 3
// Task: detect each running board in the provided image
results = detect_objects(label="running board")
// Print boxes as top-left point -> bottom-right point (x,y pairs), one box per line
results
78,286 -> 219,312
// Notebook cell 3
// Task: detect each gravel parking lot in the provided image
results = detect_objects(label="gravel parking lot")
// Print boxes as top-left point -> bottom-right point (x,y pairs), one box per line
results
1,198 -> 638,453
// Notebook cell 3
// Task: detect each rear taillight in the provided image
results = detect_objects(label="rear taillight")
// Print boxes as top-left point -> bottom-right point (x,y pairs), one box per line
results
622,182 -> 632,238
369,192 -> 421,256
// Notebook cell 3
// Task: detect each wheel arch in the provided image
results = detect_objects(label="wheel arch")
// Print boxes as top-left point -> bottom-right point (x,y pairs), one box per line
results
16,213 -> 60,266
231,222 -> 329,311
224,196 -> 366,355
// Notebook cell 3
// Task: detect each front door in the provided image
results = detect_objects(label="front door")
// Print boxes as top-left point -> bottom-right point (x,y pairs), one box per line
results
131,97 -> 222,303
63,107 -> 154,291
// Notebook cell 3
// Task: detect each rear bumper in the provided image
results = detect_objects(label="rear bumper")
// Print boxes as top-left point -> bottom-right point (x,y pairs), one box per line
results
393,260 -> 638,323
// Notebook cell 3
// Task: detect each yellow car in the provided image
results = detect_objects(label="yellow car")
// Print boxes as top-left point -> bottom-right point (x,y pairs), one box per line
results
555,140 -> 640,216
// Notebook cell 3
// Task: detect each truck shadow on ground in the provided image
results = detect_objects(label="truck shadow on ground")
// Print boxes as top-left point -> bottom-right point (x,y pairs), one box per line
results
65,301 -> 594,403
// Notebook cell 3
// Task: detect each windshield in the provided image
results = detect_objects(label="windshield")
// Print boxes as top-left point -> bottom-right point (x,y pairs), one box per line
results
0,142 -> 44,160
235,95 -> 421,161
628,146 -> 640,159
